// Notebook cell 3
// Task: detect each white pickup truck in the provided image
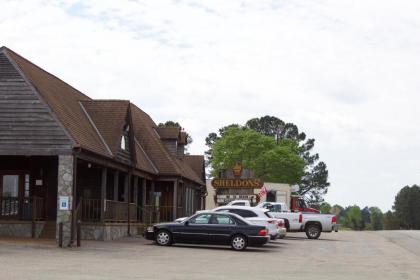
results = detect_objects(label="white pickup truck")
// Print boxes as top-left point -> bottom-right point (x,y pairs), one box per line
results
226,200 -> 338,239
257,202 -> 338,239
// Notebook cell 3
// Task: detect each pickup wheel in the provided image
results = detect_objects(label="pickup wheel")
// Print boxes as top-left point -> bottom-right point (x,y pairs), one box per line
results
305,224 -> 321,239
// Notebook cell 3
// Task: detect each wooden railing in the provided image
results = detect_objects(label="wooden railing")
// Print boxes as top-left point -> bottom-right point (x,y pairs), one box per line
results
0,197 -> 19,217
141,205 -> 176,224
77,198 -> 184,225
104,200 -> 137,222
81,198 -> 101,222
0,196 -> 44,220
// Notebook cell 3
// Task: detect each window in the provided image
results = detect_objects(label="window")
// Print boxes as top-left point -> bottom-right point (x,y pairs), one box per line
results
189,214 -> 211,224
232,202 -> 246,206
236,209 -> 258,218
2,175 -> 19,197
217,208 -> 257,218
24,174 -> 30,197
211,214 -> 235,225
120,135 -> 127,150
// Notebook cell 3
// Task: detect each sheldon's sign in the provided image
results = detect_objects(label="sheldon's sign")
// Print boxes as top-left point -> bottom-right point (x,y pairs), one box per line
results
211,178 -> 263,189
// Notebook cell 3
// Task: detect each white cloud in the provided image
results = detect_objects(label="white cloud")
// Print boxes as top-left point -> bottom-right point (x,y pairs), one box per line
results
1,0 -> 420,211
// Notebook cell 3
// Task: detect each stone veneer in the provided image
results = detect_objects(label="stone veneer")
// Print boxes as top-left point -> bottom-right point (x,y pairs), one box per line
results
56,155 -> 73,247
81,223 -> 140,241
0,221 -> 44,238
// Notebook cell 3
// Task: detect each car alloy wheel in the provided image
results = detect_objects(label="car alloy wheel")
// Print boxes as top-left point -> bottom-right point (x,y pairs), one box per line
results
156,231 -> 171,246
231,235 -> 246,251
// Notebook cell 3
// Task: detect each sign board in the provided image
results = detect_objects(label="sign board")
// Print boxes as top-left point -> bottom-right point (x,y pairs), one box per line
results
59,196 -> 69,210
211,179 -> 263,189
35,180 -> 43,186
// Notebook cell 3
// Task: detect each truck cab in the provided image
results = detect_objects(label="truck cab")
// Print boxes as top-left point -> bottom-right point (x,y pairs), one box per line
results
290,196 -> 320,213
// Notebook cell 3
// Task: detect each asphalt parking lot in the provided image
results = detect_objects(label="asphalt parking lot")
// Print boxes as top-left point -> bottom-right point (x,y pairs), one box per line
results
1,231 -> 420,280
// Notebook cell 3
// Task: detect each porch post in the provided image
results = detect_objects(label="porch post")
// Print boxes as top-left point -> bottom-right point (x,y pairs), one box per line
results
133,176 -> 139,205
173,180 -> 177,220
142,179 -> 147,222
150,181 -> 155,206
127,172 -> 131,236
123,174 -> 129,202
100,167 -> 107,222
133,176 -> 138,223
113,170 -> 119,201
142,179 -> 147,206
56,155 -> 74,247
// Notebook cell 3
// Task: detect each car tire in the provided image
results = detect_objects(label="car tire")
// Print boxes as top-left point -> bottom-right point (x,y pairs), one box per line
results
231,234 -> 247,251
305,224 -> 321,239
156,230 -> 172,246
278,235 -> 285,239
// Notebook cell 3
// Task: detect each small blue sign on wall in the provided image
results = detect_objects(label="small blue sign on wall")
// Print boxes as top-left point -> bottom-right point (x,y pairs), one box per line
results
59,196 -> 69,210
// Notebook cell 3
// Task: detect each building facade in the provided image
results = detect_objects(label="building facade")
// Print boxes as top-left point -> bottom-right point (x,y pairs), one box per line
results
0,47 -> 205,246
206,164 -> 290,209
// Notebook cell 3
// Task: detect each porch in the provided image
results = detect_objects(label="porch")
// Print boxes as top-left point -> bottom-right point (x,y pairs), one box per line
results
0,155 -> 203,244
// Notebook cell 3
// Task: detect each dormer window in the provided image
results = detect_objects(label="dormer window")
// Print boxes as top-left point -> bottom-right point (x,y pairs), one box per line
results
120,124 -> 130,151
120,135 -> 127,150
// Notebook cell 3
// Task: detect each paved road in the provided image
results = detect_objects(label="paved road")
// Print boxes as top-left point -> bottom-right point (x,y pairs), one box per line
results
1,231 -> 420,280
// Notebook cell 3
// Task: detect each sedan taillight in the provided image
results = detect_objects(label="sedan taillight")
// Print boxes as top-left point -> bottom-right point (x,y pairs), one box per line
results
277,220 -> 284,227
258,229 -> 268,236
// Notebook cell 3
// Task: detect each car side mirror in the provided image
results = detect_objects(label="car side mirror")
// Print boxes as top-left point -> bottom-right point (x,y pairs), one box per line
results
184,221 -> 189,226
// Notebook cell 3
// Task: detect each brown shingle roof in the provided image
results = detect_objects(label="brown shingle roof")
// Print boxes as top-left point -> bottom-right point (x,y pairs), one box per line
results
5,47 -> 110,156
184,155 -> 205,182
179,132 -> 187,145
2,47 -> 204,184
80,100 -> 130,156
130,104 -> 204,185
156,127 -> 181,139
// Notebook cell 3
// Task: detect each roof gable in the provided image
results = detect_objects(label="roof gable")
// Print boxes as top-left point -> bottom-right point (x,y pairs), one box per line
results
4,47 -> 110,156
0,49 -> 73,155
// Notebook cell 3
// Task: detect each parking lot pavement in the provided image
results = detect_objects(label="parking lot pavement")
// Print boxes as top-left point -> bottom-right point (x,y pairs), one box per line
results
1,231 -> 420,280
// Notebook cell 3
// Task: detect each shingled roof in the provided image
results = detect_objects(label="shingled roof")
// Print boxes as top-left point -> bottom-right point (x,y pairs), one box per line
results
0,46 -> 204,185
156,127 -> 181,140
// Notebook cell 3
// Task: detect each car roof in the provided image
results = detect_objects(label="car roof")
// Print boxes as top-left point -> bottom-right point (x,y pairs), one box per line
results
192,211 -> 250,224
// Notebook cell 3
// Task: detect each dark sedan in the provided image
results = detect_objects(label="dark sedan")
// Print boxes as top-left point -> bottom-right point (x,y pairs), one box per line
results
144,211 -> 270,251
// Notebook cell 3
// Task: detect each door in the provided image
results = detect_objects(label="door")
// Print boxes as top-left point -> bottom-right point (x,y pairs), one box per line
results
174,213 -> 211,243
0,173 -> 22,219
206,214 -> 236,245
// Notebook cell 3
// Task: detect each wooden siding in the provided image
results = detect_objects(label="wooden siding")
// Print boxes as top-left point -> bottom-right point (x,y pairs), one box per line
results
0,53 -> 73,155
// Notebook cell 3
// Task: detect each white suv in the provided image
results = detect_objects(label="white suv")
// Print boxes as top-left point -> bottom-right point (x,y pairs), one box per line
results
213,206 -> 284,240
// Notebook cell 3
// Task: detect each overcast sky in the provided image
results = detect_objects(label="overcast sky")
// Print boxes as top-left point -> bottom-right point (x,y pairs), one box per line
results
2,0 -> 420,211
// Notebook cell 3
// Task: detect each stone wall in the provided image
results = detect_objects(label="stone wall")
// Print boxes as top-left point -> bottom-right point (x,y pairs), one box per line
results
56,155 -> 74,247
81,223 -> 139,241
0,222 -> 44,238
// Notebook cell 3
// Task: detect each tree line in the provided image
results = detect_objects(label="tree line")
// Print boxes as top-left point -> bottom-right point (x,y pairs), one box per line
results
320,185 -> 420,230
